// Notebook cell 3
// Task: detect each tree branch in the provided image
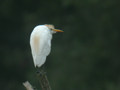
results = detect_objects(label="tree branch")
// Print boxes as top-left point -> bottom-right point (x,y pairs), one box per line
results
37,68 -> 51,90
23,81 -> 34,90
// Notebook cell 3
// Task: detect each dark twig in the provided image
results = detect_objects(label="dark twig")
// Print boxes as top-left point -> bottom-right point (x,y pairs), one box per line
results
36,66 -> 51,90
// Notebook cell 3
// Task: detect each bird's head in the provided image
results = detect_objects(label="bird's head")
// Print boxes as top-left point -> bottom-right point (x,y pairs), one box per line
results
45,24 -> 63,34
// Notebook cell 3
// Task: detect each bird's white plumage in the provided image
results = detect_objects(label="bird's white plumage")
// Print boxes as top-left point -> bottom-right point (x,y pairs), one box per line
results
30,25 -> 52,67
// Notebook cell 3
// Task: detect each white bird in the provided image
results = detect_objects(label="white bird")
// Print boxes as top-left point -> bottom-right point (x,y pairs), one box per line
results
30,24 -> 63,68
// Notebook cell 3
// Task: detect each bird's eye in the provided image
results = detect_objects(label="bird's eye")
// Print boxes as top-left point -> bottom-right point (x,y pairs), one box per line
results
50,28 -> 53,30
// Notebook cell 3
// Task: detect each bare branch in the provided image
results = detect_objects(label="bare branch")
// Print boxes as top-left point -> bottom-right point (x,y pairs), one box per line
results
23,81 -> 34,90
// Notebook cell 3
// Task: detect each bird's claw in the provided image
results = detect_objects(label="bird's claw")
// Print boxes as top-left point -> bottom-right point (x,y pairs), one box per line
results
36,70 -> 46,76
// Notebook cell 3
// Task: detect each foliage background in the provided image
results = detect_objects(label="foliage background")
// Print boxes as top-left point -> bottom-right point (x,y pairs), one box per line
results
0,0 -> 120,90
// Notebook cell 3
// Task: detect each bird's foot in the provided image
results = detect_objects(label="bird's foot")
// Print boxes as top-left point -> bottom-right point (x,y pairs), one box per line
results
36,69 -> 46,76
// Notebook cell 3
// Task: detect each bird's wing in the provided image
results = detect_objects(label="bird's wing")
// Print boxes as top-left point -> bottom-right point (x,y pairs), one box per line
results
30,29 -> 52,67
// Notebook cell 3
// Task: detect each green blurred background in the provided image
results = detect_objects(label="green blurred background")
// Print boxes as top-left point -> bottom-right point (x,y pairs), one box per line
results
0,0 -> 120,90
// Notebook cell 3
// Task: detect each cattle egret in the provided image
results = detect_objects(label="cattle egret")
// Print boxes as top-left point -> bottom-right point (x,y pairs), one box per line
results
30,24 -> 63,68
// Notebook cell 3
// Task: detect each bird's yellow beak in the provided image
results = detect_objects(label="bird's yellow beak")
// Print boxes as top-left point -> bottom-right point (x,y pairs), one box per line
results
52,29 -> 64,32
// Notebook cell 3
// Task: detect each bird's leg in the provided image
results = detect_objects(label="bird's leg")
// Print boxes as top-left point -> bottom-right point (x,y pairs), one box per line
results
36,65 -> 46,76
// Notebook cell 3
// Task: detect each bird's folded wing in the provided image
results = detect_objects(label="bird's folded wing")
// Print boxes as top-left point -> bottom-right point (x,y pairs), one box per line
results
30,30 -> 52,67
